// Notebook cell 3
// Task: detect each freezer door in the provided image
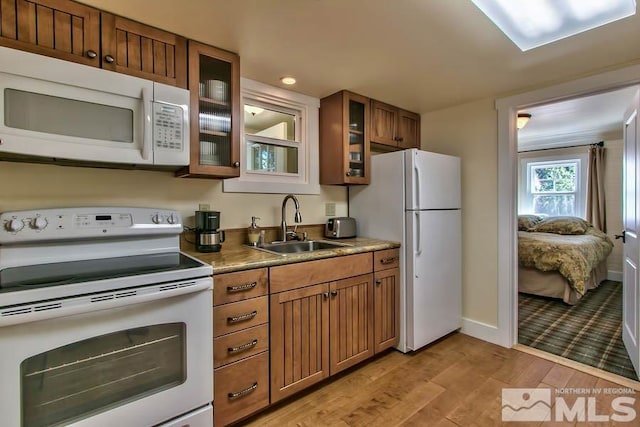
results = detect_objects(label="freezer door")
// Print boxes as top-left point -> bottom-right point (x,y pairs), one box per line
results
405,209 -> 462,351
405,149 -> 461,210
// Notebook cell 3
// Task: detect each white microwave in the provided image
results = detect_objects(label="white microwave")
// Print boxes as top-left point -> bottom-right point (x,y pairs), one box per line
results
0,47 -> 189,168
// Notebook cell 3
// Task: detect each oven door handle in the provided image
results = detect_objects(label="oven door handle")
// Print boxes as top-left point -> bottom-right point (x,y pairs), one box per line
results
0,279 -> 212,327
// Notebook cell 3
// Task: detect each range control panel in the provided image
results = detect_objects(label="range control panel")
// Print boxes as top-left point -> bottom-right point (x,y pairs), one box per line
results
0,207 -> 182,244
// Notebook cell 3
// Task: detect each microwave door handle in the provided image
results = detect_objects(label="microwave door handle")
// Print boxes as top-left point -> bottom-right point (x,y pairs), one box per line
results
141,87 -> 152,161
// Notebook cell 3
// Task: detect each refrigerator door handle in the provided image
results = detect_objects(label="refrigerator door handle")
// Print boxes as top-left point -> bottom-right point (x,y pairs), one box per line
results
414,164 -> 422,209
415,211 -> 422,255
414,212 -> 421,278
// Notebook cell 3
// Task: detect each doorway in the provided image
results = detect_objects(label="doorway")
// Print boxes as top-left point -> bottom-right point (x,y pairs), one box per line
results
496,64 -> 640,383
514,88 -> 635,380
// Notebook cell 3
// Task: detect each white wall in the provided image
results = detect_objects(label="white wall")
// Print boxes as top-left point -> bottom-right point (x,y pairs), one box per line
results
421,98 -> 498,326
604,139 -> 623,275
0,162 -> 347,230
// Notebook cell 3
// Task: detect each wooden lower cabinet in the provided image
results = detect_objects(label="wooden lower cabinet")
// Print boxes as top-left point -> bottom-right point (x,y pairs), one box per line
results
270,283 -> 330,403
214,351 -> 269,427
329,274 -> 374,374
374,267 -> 400,353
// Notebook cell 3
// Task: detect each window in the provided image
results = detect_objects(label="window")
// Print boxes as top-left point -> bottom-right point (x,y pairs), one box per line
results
223,78 -> 320,194
519,153 -> 587,217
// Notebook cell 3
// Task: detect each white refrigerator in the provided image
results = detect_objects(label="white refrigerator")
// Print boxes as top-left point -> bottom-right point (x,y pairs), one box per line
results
350,148 -> 461,353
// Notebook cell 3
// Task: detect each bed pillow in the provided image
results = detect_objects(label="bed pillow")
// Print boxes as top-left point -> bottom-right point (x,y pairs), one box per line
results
518,215 -> 542,231
529,216 -> 590,235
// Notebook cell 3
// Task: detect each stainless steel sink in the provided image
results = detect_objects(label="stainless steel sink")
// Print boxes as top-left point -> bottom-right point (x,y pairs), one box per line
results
252,240 -> 352,255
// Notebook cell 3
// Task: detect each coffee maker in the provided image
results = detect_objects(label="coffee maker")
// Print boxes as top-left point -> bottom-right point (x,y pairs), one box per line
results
195,210 -> 225,252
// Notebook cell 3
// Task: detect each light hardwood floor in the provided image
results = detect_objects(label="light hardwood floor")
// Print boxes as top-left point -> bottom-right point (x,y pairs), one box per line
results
243,333 -> 640,426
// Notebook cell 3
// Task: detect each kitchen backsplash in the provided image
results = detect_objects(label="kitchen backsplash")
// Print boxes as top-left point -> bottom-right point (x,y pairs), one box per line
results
0,162 -> 348,229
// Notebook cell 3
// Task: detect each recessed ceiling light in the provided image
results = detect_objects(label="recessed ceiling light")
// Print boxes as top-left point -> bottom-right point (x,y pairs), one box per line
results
280,76 -> 296,85
470,0 -> 636,51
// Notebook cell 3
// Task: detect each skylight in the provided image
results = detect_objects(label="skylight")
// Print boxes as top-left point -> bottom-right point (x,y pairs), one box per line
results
470,0 -> 637,51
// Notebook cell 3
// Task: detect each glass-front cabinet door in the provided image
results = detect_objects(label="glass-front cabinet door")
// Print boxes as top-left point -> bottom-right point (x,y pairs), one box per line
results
177,41 -> 240,178
320,90 -> 370,185
347,95 -> 368,183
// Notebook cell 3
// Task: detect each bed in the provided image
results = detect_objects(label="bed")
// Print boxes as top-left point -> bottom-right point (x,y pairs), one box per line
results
517,215 -> 614,304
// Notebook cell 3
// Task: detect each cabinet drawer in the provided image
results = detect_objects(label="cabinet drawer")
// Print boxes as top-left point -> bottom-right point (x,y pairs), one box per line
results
214,296 -> 268,338
374,249 -> 399,271
214,268 -> 268,306
270,253 -> 372,293
214,324 -> 269,368
214,351 -> 269,427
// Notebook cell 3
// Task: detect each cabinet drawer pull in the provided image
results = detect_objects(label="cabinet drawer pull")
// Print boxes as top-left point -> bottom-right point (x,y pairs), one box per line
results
227,282 -> 257,293
228,382 -> 258,400
227,311 -> 258,323
228,339 -> 258,354
380,257 -> 397,265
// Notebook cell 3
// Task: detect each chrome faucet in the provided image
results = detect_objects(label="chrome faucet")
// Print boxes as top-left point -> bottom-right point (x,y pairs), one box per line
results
281,194 -> 302,241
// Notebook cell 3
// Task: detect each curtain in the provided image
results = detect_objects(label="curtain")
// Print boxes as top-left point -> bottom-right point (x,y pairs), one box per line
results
586,144 -> 606,232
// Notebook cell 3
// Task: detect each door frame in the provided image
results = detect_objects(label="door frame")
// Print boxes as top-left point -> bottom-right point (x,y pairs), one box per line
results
496,63 -> 640,348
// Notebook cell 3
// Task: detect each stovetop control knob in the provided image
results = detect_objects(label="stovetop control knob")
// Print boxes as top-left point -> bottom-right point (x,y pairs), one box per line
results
151,214 -> 164,224
30,217 -> 48,230
6,218 -> 25,232
166,214 -> 176,224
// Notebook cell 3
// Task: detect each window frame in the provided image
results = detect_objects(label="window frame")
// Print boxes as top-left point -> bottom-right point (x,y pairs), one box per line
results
223,78 -> 320,194
518,153 -> 588,218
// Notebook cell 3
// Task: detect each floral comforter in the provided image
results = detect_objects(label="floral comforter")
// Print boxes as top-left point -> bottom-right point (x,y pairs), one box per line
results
518,227 -> 613,295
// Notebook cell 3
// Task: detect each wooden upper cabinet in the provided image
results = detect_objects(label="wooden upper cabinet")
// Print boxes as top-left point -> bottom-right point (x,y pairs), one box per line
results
370,100 -> 397,147
0,0 -> 100,66
397,109 -> 420,150
177,40 -> 241,179
320,90 -> 371,185
101,12 -> 187,88
371,99 -> 421,150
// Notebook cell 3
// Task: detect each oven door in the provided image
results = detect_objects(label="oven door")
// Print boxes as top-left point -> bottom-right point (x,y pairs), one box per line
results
0,277 -> 212,427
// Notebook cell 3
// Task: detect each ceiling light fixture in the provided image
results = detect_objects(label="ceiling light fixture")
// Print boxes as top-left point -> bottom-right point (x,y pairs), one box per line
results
280,76 -> 296,85
244,105 -> 265,116
470,0 -> 636,51
517,113 -> 532,130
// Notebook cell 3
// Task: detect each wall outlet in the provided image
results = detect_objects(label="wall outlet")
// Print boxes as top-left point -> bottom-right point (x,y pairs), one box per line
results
199,203 -> 210,211
325,202 -> 336,217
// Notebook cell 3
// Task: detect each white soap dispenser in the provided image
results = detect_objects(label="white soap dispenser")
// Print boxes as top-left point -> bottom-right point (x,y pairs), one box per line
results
247,216 -> 261,246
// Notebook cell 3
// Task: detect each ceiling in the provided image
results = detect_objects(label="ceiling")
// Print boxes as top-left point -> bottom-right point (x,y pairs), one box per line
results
517,85 -> 639,151
80,0 -> 640,114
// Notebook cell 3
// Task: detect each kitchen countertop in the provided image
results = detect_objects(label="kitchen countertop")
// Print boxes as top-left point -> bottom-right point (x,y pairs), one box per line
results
182,237 -> 400,275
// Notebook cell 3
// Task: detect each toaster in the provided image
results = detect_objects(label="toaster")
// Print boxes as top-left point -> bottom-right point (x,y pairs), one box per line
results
325,217 -> 357,239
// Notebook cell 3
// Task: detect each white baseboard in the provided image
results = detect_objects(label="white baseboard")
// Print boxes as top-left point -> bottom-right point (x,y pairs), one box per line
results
608,270 -> 622,282
460,317 -> 504,347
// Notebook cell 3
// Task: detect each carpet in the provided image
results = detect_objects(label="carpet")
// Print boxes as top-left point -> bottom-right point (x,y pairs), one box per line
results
518,281 -> 638,381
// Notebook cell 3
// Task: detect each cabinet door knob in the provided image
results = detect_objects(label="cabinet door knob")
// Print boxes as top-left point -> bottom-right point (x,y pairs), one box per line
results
323,292 -> 329,299
86,50 -> 97,59
233,161 -> 240,168
104,54 -> 115,64
346,171 -> 351,177
375,279 -> 382,285
330,290 -> 338,297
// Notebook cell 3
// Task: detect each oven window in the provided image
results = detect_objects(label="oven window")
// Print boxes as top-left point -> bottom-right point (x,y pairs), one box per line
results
4,89 -> 134,143
21,323 -> 186,427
